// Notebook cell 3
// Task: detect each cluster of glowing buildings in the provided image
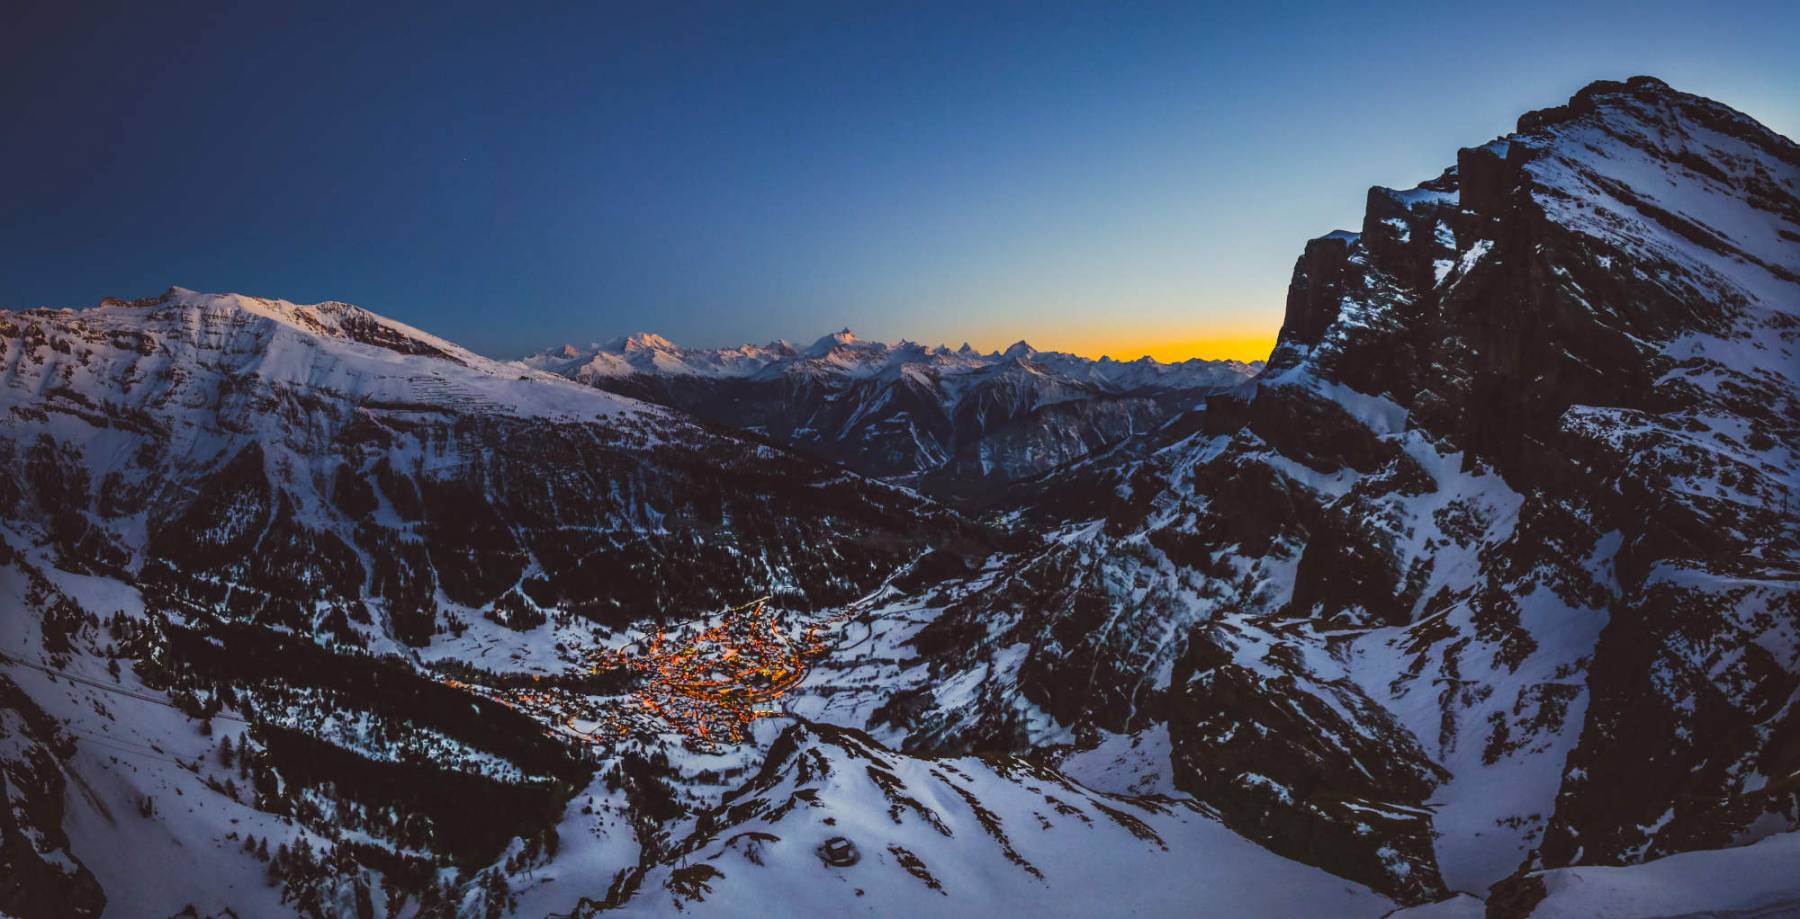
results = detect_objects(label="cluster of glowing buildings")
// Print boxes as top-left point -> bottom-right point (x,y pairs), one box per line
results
442,597 -> 857,749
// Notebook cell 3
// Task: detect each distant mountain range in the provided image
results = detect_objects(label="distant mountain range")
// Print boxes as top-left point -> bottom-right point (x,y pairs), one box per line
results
2,76 -> 1796,918
524,330 -> 1259,500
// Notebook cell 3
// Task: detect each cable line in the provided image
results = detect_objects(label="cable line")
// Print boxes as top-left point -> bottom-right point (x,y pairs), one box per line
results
0,650 -> 251,724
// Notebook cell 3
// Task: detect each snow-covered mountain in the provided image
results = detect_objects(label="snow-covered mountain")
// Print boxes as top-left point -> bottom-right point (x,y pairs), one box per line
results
2,76 -> 1797,919
524,330 -> 1260,501
0,288 -> 974,637
845,74 -> 1800,907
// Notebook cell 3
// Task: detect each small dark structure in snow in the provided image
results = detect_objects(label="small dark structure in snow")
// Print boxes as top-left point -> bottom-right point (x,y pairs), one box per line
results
819,836 -> 860,867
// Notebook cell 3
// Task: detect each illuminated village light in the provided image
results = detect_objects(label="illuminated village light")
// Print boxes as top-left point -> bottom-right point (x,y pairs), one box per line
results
443,597 -> 859,748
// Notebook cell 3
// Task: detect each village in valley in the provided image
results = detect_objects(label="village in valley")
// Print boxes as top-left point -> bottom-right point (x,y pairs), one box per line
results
441,598 -> 860,750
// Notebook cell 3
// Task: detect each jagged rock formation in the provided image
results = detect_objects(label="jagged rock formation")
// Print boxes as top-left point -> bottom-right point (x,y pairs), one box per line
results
839,76 -> 1798,905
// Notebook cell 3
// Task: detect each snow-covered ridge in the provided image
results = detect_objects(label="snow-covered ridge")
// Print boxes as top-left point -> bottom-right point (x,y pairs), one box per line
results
2,286 -> 651,422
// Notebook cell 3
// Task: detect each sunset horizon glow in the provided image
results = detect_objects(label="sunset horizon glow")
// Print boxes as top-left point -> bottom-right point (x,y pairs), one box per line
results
971,333 -> 1279,365
6,3 -> 1794,360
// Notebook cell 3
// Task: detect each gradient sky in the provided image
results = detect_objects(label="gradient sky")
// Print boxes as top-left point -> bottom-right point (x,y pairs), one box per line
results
5,1 -> 1796,362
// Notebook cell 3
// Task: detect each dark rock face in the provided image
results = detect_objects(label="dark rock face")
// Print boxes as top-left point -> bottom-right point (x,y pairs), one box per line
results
1171,78 -> 1795,898
1275,234 -> 1354,354
0,676 -> 106,919
1169,621 -> 1449,903
1177,78 -> 1796,898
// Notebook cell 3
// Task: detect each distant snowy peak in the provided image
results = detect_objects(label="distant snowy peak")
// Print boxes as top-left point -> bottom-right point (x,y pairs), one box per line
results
527,327 -> 1263,391
806,327 -> 862,355
525,330 -> 793,381
526,323 -> 1263,495
1002,339 -> 1037,360
616,331 -> 678,352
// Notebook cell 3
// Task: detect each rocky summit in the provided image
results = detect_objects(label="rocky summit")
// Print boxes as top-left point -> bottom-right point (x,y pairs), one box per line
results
2,77 -> 1796,918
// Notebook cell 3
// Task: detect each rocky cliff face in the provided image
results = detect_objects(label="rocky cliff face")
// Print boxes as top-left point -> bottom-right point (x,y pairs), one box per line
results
1242,76 -> 1800,884
846,76 -> 1798,904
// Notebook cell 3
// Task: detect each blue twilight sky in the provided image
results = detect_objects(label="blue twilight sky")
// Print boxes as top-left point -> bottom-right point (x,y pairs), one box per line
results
3,1 -> 1796,361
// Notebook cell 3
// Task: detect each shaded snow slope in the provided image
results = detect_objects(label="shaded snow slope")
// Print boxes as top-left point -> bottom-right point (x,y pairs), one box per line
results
589,723 -> 1393,918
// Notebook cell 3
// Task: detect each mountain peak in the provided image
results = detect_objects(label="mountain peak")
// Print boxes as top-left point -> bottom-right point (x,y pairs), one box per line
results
619,332 -> 677,352
805,327 -> 861,356
1002,340 -> 1036,359
109,288 -> 477,366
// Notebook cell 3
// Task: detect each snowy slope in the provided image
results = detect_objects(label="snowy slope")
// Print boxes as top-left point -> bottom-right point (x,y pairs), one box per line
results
588,723 -> 1393,918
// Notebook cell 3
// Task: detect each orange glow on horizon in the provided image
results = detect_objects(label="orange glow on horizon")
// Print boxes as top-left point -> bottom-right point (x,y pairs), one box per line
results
1104,334 -> 1278,365
1023,333 -> 1278,365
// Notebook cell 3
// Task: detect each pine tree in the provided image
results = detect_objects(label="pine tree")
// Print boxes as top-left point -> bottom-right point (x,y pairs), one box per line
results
268,843 -> 289,885
482,870 -> 511,919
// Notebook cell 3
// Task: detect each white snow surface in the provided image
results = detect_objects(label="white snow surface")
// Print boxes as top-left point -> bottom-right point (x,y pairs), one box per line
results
601,725 -> 1394,918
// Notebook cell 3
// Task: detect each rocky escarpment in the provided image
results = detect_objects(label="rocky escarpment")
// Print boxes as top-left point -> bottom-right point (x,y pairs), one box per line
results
1169,76 -> 1796,901
1183,76 -> 1797,899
